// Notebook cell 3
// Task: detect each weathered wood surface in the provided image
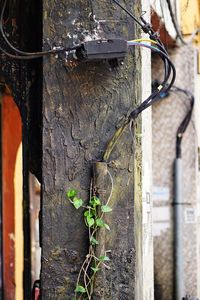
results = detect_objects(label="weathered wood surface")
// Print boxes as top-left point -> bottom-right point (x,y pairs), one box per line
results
42,0 -> 142,299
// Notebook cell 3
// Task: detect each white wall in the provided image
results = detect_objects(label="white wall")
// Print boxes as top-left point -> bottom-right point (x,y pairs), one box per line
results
142,0 -> 154,299
150,0 -> 177,38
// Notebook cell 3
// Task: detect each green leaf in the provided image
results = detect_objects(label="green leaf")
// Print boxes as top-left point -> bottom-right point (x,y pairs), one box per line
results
67,189 -> 77,198
90,196 -> 101,207
86,216 -> 94,227
73,197 -> 83,209
96,218 -> 105,227
101,205 -> 112,213
91,267 -> 100,273
84,210 -> 89,217
84,209 -> 94,217
90,236 -> 99,245
104,223 -> 111,231
75,285 -> 86,293
99,255 -> 110,262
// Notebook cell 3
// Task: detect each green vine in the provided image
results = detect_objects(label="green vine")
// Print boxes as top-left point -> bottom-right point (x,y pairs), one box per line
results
66,184 -> 112,300
65,113 -> 127,299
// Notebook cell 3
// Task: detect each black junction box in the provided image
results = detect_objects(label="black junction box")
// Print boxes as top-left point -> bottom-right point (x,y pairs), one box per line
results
75,39 -> 127,62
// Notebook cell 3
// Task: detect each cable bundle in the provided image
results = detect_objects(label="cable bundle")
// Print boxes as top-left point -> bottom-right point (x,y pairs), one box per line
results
128,39 -> 176,118
0,0 -> 176,114
111,0 -> 176,120
103,0 -> 177,162
152,80 -> 194,158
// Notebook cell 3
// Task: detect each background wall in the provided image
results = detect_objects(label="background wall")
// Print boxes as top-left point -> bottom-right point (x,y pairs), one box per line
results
152,44 -> 200,299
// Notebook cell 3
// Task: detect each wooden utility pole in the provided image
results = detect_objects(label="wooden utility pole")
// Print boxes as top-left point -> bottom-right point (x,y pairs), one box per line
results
42,0 -> 142,299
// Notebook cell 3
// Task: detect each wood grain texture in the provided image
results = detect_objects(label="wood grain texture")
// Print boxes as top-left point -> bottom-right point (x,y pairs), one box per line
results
42,0 -> 142,298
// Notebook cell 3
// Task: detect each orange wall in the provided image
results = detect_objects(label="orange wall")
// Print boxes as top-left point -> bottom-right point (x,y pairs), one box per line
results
181,0 -> 200,35
2,95 -> 22,300
180,0 -> 200,72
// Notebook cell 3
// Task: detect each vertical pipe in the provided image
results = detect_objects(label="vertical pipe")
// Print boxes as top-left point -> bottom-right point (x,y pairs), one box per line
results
174,158 -> 184,300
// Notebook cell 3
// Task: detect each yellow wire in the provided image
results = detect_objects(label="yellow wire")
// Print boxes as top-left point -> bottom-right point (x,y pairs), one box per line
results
128,38 -> 158,45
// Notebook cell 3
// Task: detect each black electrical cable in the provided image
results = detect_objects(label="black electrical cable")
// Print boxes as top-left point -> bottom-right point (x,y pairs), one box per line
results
155,43 -> 171,79
100,1 -> 177,162
153,45 -> 170,83
153,81 -> 194,158
0,44 -> 80,60
176,105 -> 194,158
172,87 -> 194,158
128,47 -> 176,120
165,0 -> 186,45
0,45 -> 43,59
111,0 -> 167,49
154,35 -> 173,84
111,0 -> 174,86
152,42 -> 171,89
0,0 -> 79,58
111,0 -> 144,28
0,0 -> 176,100
111,0 -> 176,103
103,42 -> 176,162
165,0 -> 200,45
111,1 -> 177,118
0,0 -> 53,56
112,0 -> 168,51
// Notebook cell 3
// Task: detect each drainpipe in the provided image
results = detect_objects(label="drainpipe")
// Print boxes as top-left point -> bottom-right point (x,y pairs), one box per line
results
173,91 -> 194,300
174,142 -> 184,300
153,81 -> 196,299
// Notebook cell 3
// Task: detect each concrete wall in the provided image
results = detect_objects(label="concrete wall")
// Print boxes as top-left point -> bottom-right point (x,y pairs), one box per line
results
152,44 -> 200,299
194,69 -> 200,299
